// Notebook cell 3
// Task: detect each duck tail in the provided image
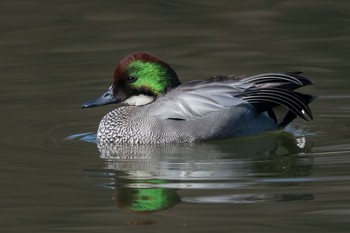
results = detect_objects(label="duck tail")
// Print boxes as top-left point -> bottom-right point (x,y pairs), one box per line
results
268,92 -> 316,127
242,71 -> 313,90
239,72 -> 316,127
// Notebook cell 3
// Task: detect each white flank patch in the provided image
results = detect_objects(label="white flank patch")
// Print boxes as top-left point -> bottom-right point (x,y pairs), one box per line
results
123,94 -> 155,106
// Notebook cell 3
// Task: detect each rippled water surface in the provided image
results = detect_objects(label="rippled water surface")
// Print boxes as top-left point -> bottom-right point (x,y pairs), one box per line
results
1,1 -> 350,232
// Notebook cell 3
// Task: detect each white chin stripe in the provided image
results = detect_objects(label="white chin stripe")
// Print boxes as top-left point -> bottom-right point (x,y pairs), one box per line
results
123,94 -> 155,106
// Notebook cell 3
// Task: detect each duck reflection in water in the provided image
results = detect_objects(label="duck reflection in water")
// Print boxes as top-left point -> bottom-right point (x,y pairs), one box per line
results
86,131 -> 314,213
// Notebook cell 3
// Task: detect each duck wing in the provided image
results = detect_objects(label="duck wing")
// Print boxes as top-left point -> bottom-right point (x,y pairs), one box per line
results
241,72 -> 313,90
210,72 -> 312,90
208,72 -> 314,122
239,72 -> 314,122
151,80 -> 252,120
151,72 -> 314,125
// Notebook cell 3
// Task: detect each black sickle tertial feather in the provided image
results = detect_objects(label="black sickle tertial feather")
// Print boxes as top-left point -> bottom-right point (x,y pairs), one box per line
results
241,88 -> 313,121
243,73 -> 302,85
242,73 -> 313,90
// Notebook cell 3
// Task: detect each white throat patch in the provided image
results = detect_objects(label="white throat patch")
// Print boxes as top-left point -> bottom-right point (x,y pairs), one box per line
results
122,94 -> 155,106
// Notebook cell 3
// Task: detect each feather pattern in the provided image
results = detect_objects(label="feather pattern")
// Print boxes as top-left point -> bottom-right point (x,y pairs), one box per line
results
151,72 -> 313,123
241,88 -> 313,121
242,72 -> 313,90
150,80 -> 251,120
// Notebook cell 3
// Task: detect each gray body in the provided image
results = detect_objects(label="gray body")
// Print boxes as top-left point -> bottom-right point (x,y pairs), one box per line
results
97,78 -> 291,144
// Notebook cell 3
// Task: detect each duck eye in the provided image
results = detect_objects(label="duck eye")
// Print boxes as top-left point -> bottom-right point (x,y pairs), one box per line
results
127,76 -> 138,83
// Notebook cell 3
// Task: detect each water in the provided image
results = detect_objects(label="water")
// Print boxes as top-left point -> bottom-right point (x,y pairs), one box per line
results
1,0 -> 350,232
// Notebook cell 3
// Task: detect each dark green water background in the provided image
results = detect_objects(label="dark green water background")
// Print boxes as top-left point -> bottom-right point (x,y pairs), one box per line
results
1,1 -> 350,232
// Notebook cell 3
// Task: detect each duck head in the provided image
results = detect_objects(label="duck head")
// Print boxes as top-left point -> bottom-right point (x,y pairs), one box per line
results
82,52 -> 181,108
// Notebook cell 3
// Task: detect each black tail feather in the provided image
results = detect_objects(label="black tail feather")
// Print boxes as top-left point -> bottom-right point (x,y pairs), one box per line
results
242,72 -> 313,91
242,88 -> 313,121
277,92 -> 315,127
238,72 -> 315,126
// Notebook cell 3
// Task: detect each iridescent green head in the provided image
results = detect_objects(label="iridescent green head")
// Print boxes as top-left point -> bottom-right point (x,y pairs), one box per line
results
113,52 -> 180,104
81,52 -> 181,108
